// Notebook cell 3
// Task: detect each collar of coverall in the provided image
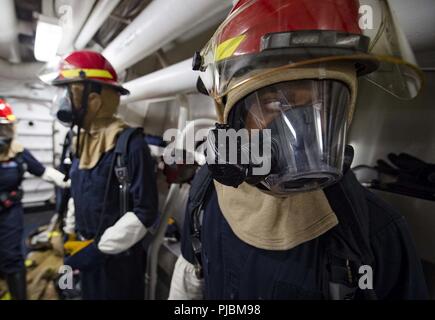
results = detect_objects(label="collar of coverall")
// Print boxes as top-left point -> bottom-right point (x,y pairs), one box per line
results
214,180 -> 338,251
72,86 -> 127,169
220,63 -> 358,125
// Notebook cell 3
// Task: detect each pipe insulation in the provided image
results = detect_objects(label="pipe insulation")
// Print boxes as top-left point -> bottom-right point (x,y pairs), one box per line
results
121,59 -> 199,104
74,0 -> 122,50
103,0 -> 232,72
0,0 -> 20,62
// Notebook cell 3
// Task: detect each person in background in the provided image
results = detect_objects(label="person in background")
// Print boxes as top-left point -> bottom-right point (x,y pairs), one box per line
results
43,51 -> 158,300
0,99 -> 69,300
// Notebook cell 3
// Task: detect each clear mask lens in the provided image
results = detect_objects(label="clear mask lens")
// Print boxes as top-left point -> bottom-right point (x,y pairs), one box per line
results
0,125 -> 13,153
52,87 -> 74,126
0,124 -> 14,140
233,79 -> 350,194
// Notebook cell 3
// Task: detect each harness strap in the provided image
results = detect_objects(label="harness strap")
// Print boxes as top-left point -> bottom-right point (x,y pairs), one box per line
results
14,152 -> 27,183
323,146 -> 377,300
95,127 -> 142,241
188,167 -> 214,278
114,128 -> 143,216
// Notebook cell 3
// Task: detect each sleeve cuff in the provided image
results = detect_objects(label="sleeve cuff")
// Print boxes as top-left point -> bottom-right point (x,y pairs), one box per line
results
98,212 -> 147,255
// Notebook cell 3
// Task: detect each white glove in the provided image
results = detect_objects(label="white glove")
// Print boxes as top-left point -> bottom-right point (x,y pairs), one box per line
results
63,198 -> 76,235
168,255 -> 204,300
98,212 -> 147,255
42,167 -> 70,188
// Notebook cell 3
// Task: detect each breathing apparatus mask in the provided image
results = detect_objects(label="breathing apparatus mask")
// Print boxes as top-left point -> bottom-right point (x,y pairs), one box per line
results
52,81 -> 102,127
207,79 -> 351,194
52,81 -> 102,155
0,124 -> 14,154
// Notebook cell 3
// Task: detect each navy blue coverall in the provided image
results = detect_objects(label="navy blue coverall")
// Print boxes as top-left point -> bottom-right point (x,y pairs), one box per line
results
0,149 -> 45,275
69,132 -> 158,300
182,168 -> 429,300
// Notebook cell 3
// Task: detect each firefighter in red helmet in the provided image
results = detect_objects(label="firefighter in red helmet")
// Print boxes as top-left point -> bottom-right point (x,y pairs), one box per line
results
170,0 -> 428,300
41,51 -> 158,300
0,99 -> 69,300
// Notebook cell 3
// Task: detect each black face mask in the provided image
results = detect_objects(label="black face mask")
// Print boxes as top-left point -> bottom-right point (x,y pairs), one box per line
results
206,123 -> 272,188
56,89 -> 74,125
0,137 -> 12,153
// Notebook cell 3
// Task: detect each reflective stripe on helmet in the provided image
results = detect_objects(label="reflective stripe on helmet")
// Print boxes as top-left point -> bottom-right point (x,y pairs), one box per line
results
60,68 -> 114,80
215,35 -> 246,62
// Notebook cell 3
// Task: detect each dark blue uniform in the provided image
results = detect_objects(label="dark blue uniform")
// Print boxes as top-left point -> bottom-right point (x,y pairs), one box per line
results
0,149 -> 45,275
69,132 -> 158,300
182,168 -> 429,300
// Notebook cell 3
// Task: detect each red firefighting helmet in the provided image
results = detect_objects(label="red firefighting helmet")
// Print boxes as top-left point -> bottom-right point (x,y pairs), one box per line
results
42,50 -> 129,95
222,0 -> 370,65
0,99 -> 17,124
196,0 -> 423,104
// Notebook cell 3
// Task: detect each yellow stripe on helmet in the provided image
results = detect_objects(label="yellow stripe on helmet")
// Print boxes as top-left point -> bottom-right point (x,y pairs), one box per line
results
61,69 -> 113,80
6,114 -> 16,122
215,35 -> 246,62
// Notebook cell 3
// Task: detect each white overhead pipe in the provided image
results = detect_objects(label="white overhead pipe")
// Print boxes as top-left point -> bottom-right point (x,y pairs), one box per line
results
176,8 -> 230,44
0,0 -> 20,62
103,0 -> 232,72
55,0 -> 96,55
121,59 -> 199,104
0,59 -> 43,80
388,0 -> 435,53
74,0 -> 121,50
42,0 -> 55,16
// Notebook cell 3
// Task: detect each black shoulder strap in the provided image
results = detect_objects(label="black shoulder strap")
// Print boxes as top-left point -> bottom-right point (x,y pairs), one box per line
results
14,152 -> 27,181
185,166 -> 214,278
189,165 -> 215,210
96,128 -> 143,240
114,127 -> 142,169
323,170 -> 377,300
113,127 -> 143,216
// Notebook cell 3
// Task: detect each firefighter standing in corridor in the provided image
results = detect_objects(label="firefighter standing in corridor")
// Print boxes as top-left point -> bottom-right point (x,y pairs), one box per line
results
0,99 -> 69,300
42,51 -> 158,300
169,0 -> 429,300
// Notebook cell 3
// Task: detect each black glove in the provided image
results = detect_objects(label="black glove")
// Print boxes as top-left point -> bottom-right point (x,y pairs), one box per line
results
374,153 -> 435,201
387,153 -> 435,186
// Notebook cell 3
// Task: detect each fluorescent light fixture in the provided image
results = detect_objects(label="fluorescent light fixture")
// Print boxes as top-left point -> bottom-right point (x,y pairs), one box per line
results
34,16 -> 63,62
